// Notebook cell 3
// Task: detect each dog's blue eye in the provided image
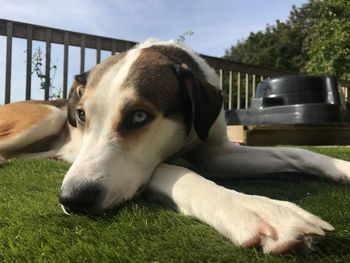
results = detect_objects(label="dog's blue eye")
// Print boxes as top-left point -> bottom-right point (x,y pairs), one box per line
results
132,111 -> 148,124
76,109 -> 86,124
121,110 -> 153,131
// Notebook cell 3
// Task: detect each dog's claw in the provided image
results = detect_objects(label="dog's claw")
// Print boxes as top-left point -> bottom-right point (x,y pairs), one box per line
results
61,205 -> 71,215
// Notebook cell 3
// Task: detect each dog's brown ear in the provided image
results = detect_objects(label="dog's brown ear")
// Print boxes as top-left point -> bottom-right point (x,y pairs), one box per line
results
174,65 -> 223,141
67,71 -> 89,127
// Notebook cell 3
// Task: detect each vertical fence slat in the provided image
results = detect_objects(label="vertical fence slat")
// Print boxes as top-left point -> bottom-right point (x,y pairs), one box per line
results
5,21 -> 13,104
111,39 -> 116,55
228,71 -> 233,110
63,32 -> 69,99
245,73 -> 249,109
96,37 -> 101,64
236,72 -> 241,109
219,69 -> 224,108
252,74 -> 256,99
219,69 -> 223,90
44,29 -> 52,100
125,42 -> 131,50
80,35 -> 85,74
25,25 -> 33,100
341,86 -> 349,104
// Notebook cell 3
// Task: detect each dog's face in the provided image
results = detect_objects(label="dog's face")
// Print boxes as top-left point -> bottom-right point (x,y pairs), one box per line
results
60,44 -> 222,214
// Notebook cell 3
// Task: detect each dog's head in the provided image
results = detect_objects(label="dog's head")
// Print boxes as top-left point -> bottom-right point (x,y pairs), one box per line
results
59,41 -> 222,214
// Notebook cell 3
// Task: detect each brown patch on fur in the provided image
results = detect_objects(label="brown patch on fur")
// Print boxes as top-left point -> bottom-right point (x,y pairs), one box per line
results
0,102 -> 53,141
182,74 -> 223,141
113,97 -> 157,135
108,93 -> 161,151
148,45 -> 205,79
122,45 -> 222,139
116,113 -> 161,152
122,47 -> 194,129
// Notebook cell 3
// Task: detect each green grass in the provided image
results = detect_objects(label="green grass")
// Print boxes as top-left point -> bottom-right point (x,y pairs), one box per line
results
0,147 -> 349,262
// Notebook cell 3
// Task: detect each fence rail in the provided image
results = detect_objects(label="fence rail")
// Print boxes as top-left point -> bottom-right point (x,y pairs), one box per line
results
0,19 -> 137,102
1,18 -> 349,109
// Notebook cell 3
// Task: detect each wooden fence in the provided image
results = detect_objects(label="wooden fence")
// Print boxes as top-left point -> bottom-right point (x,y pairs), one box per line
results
1,18 -> 350,109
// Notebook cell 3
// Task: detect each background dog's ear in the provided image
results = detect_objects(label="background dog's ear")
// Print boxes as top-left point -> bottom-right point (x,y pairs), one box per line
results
67,71 -> 89,127
174,65 -> 223,141
74,71 -> 89,85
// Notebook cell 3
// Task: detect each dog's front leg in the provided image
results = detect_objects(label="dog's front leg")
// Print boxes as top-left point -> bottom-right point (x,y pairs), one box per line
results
148,163 -> 333,254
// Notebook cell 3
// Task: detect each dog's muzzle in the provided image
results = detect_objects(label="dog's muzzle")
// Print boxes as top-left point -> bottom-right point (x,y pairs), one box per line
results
59,183 -> 105,215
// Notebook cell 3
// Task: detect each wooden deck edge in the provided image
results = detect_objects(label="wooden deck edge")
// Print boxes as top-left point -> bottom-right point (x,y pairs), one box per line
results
226,125 -> 350,146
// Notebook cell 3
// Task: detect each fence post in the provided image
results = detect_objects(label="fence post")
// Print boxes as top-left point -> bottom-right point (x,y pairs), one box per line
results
237,72 -> 241,109
111,39 -> 117,55
44,29 -> 52,100
228,71 -> 233,110
80,34 -> 85,74
219,69 -> 223,90
5,21 -> 13,104
96,37 -> 102,64
63,32 -> 69,99
25,25 -> 32,100
252,74 -> 256,99
245,73 -> 249,108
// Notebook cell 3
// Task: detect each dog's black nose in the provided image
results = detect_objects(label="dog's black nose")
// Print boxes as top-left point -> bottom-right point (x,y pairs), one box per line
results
59,183 -> 104,214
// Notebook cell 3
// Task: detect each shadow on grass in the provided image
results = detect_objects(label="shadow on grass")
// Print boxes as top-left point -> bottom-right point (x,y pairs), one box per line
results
314,235 -> 350,256
214,173 -> 332,202
38,196 -> 350,259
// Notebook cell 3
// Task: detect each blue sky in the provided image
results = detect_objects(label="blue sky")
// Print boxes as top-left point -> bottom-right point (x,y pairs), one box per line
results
0,0 -> 307,103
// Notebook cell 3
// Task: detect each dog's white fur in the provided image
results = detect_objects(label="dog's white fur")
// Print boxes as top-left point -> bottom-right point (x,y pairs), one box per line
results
0,39 -> 349,254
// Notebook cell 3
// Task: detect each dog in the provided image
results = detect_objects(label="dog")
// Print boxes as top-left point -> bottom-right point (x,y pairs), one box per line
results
0,39 -> 349,254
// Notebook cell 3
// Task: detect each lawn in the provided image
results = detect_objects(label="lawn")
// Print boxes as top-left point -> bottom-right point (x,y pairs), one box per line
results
0,147 -> 349,262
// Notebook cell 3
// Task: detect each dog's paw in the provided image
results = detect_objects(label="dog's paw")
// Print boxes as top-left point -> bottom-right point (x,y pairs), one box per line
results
332,159 -> 350,184
215,191 -> 334,254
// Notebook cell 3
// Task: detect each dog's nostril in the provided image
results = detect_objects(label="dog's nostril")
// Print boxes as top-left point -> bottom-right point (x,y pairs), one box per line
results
59,183 -> 104,214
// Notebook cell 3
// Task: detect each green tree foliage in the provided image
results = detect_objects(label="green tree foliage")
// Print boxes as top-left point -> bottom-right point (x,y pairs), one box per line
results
224,20 -> 304,72
305,0 -> 350,79
224,0 -> 350,79
224,0 -> 321,72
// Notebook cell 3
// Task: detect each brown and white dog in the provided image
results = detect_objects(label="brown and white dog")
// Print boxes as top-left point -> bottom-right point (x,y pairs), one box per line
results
0,39 -> 349,254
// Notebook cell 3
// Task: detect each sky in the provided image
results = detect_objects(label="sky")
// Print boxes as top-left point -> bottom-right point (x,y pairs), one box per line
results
0,0 -> 307,103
